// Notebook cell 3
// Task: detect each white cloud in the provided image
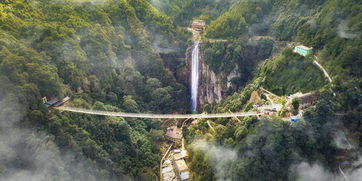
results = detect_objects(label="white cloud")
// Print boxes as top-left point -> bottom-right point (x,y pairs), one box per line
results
191,139 -> 237,181
337,21 -> 360,39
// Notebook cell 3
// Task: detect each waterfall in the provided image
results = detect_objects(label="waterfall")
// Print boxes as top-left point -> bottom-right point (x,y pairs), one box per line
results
191,41 -> 200,112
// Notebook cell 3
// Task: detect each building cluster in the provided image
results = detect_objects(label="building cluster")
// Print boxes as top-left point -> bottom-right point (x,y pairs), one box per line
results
190,20 -> 206,32
162,148 -> 190,181
162,159 -> 176,181
162,125 -> 190,181
251,86 -> 321,123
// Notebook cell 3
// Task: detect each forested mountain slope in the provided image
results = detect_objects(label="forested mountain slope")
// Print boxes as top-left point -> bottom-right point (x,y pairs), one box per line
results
0,0 -> 360,180
195,0 -> 361,107
205,0 -> 361,80
150,0 -> 235,26
0,0 -> 189,180
183,0 -> 362,180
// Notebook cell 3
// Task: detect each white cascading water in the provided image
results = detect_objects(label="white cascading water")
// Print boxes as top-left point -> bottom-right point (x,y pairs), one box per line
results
191,41 -> 200,112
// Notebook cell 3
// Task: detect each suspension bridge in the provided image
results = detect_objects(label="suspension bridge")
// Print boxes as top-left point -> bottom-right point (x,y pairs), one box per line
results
56,106 -> 262,119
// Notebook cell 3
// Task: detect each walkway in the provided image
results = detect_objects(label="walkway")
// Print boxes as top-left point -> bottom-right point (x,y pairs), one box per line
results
56,107 -> 262,119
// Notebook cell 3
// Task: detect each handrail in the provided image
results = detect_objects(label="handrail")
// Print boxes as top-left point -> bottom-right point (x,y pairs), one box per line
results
56,106 -> 262,119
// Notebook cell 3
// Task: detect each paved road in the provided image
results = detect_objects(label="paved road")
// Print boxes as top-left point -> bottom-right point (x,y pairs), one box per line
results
260,87 -> 280,98
313,57 -> 336,96
57,107 -> 262,119
313,57 -> 332,83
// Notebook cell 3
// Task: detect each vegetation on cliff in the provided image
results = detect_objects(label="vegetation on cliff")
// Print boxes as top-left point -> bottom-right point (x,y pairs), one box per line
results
202,38 -> 273,91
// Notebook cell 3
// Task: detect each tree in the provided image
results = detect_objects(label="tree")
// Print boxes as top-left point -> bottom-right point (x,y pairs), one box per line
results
292,98 -> 300,111
146,78 -> 161,90
122,96 -> 139,112
234,125 -> 248,141
205,11 -> 248,39
150,87 -> 172,112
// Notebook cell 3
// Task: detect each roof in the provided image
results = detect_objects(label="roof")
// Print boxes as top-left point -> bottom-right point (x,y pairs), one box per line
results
180,172 -> 190,180
290,116 -> 298,122
45,98 -> 59,105
163,159 -> 172,165
53,102 -> 64,107
173,149 -> 181,153
192,20 -> 205,24
181,150 -> 189,158
62,96 -> 70,102
162,165 -> 173,174
180,171 -> 190,180
163,170 -> 176,181
162,160 -> 172,167
173,153 -> 185,161
174,159 -> 189,173
295,45 -> 313,50
191,20 -> 206,30
165,126 -> 182,140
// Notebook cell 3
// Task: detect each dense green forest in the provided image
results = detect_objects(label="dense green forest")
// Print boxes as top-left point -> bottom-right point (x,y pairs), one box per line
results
182,0 -> 362,180
260,48 -> 327,95
0,0 -> 361,180
0,0 -> 189,180
150,0 -> 235,26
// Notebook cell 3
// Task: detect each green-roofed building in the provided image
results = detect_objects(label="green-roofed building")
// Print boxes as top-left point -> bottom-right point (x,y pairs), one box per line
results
294,45 -> 313,56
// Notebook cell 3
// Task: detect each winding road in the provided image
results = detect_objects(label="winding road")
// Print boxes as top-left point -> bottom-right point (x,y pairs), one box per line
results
313,55 -> 333,83
56,106 -> 261,119
313,59 -> 332,83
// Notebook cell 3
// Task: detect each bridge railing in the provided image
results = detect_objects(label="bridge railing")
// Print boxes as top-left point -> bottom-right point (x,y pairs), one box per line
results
56,107 -> 262,119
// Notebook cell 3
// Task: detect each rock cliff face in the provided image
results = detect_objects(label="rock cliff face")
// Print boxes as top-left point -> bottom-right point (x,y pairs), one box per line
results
198,49 -> 240,107
183,44 -> 240,110
199,57 -> 223,105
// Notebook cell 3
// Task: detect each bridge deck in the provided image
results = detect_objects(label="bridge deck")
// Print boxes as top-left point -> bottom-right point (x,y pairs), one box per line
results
56,107 -> 262,119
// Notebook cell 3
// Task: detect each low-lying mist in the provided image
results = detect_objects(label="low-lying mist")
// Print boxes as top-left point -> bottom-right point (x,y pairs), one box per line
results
0,90 -> 115,181
191,139 -> 237,181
